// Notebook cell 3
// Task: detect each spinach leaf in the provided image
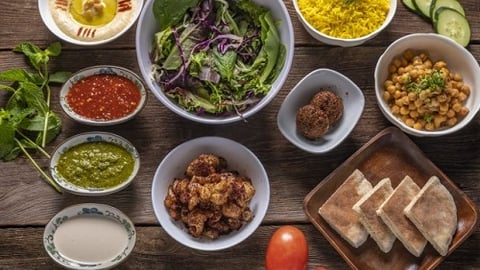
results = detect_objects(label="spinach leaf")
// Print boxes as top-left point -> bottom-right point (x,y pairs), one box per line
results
213,49 -> 237,81
258,12 -> 281,83
153,0 -> 200,31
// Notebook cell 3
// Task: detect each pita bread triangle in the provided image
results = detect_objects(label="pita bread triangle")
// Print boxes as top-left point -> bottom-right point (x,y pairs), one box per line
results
353,178 -> 396,253
377,175 -> 427,257
318,169 -> 372,248
404,176 -> 457,256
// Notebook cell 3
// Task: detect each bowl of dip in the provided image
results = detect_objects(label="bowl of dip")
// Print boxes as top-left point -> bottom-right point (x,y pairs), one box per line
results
60,65 -> 147,126
50,132 -> 140,196
44,203 -> 136,269
38,0 -> 143,46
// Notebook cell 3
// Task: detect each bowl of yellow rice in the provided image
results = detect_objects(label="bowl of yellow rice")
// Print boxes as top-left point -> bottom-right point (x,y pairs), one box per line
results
293,0 -> 397,47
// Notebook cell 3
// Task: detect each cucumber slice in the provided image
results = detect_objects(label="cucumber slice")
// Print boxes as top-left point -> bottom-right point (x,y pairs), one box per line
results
430,0 -> 465,25
435,7 -> 471,47
402,0 -> 419,13
413,0 -> 433,18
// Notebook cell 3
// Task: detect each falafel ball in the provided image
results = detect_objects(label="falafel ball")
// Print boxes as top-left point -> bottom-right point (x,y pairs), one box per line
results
310,90 -> 343,125
296,104 -> 330,140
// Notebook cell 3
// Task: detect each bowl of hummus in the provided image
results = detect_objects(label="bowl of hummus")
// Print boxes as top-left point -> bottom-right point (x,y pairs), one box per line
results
39,0 -> 143,45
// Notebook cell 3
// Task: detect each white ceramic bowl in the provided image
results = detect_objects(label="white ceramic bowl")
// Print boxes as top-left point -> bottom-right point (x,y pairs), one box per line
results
375,33 -> 480,137
277,68 -> 365,154
60,65 -> 147,126
151,136 -> 270,251
292,0 -> 397,47
135,0 -> 294,124
50,132 -> 140,196
44,203 -> 136,270
38,0 -> 143,46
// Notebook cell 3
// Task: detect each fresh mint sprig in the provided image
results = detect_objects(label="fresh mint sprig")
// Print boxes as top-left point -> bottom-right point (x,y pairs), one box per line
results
0,42 -> 71,193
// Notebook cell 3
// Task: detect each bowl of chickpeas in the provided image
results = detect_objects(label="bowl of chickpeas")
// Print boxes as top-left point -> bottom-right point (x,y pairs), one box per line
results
375,33 -> 480,137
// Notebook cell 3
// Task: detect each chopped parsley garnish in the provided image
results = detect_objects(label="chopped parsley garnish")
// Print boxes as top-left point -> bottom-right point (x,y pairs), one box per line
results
406,70 -> 445,93
424,114 -> 433,123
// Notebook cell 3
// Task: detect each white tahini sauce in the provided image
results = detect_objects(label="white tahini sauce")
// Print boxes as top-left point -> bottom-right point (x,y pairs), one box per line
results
53,215 -> 128,263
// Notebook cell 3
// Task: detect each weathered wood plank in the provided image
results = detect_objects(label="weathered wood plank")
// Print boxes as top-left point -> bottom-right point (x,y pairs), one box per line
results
0,226 -> 478,269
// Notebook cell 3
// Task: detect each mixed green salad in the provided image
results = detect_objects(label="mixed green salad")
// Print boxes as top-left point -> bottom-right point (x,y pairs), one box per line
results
151,0 -> 286,116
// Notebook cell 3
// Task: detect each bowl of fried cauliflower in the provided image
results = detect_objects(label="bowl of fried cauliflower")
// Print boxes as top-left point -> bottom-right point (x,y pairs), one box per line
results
151,136 -> 270,251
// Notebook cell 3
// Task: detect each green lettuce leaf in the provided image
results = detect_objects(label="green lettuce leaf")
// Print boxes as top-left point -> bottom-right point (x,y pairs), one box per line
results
153,0 -> 200,31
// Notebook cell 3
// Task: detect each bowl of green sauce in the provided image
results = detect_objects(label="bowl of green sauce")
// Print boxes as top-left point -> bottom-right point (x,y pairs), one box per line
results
50,132 -> 140,196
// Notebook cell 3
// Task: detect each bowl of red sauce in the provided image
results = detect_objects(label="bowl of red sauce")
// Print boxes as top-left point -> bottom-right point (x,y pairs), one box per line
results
60,66 -> 147,126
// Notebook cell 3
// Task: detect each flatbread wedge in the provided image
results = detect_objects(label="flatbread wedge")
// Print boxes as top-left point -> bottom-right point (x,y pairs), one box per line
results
377,176 -> 427,257
318,169 -> 372,248
404,176 -> 457,256
353,178 -> 396,253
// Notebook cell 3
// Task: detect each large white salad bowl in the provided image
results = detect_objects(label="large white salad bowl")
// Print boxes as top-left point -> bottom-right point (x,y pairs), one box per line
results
135,0 -> 294,124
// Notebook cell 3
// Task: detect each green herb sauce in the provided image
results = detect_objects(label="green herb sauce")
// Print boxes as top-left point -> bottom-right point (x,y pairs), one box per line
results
56,142 -> 134,189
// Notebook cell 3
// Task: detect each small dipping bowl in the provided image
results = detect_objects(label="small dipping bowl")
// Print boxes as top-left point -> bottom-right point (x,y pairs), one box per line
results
60,65 -> 147,126
44,203 -> 136,270
50,132 -> 140,196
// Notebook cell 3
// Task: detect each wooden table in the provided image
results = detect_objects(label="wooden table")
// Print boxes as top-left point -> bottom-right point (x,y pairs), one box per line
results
1,0 -> 479,269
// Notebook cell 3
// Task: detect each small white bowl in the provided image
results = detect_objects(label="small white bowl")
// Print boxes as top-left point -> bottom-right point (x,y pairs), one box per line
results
44,203 -> 136,270
60,66 -> 147,126
375,33 -> 480,137
50,132 -> 140,196
277,68 -> 365,154
151,136 -> 270,251
292,0 -> 397,47
135,0 -> 294,124
38,0 -> 143,46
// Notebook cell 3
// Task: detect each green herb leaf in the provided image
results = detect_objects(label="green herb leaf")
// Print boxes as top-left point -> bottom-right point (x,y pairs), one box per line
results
0,83 -> 16,93
49,71 -> 72,84
13,42 -> 45,70
0,69 -> 32,82
213,49 -> 237,81
45,42 -> 62,57
0,42 -> 66,193
0,116 -> 16,158
17,81 -> 49,114
153,0 -> 200,31
406,70 -> 445,93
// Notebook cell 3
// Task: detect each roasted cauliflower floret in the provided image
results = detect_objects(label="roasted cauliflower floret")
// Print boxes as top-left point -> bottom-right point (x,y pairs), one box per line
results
164,154 -> 256,239
222,202 -> 242,219
186,154 -> 227,177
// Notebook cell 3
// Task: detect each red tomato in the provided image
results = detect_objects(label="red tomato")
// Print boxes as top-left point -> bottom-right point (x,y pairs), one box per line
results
265,225 -> 308,270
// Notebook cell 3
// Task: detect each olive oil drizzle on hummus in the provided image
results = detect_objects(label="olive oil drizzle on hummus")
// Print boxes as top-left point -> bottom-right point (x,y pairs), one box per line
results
70,0 -> 117,27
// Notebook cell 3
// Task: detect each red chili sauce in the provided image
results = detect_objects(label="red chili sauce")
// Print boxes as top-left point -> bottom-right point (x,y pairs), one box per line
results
66,74 -> 141,120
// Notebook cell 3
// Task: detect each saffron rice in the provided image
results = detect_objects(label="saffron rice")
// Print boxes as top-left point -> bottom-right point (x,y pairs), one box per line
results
297,0 -> 390,39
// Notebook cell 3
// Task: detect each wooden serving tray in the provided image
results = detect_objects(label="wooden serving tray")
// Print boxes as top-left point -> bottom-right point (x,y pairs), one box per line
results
304,126 -> 479,270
